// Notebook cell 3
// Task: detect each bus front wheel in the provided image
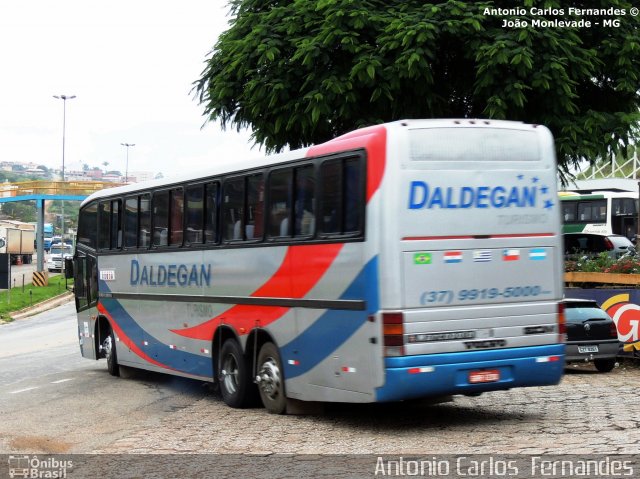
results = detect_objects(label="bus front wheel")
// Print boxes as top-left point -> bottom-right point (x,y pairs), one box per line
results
104,330 -> 120,377
256,342 -> 286,414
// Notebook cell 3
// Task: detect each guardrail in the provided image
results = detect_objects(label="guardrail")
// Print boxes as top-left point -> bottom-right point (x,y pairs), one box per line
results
0,180 -> 126,198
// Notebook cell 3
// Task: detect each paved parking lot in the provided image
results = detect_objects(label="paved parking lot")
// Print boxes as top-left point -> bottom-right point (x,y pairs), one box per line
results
99,360 -> 640,455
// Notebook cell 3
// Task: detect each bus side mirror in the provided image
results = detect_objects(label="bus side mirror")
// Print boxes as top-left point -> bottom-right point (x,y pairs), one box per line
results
64,258 -> 74,278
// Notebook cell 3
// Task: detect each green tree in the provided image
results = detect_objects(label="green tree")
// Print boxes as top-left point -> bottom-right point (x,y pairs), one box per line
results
195,0 -> 640,177
48,200 -> 79,236
1,201 -> 37,223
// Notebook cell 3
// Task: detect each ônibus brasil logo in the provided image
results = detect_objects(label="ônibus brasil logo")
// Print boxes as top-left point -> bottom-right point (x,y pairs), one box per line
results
601,294 -> 640,346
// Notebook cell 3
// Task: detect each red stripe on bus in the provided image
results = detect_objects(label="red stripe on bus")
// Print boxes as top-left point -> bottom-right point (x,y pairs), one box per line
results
402,233 -> 555,241
307,124 -> 386,202
171,243 -> 344,341
97,302 -> 175,371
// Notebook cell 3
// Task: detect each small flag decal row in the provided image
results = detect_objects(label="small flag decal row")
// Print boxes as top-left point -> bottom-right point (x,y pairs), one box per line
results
443,251 -> 463,264
529,248 -> 547,260
413,249 -> 546,264
503,249 -> 520,261
413,252 -> 432,265
503,248 -> 548,261
473,250 -> 492,262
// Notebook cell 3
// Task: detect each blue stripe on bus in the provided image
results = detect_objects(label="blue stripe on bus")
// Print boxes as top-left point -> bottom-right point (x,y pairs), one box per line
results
98,255 -> 379,380
281,256 -> 379,379
99,288 -> 213,378
375,343 -> 565,402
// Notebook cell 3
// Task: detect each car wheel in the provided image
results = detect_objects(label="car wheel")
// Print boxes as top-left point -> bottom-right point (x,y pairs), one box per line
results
256,342 -> 287,414
594,358 -> 616,373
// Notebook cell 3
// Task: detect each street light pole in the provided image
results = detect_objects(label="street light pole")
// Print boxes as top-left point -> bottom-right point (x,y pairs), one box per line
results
53,94 -> 76,241
121,143 -> 135,183
53,94 -> 76,182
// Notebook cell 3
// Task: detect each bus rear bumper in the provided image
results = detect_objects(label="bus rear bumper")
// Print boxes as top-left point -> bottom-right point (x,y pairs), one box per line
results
375,344 -> 565,402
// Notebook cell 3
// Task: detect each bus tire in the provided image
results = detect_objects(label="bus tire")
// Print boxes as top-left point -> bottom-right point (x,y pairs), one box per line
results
104,330 -> 120,377
219,339 -> 254,408
256,342 -> 286,414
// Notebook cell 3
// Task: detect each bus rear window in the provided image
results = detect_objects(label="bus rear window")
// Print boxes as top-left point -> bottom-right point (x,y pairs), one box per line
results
410,128 -> 539,162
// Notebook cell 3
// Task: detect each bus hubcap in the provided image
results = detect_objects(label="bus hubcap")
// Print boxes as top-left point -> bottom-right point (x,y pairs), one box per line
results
102,336 -> 112,360
257,358 -> 281,400
221,355 -> 239,394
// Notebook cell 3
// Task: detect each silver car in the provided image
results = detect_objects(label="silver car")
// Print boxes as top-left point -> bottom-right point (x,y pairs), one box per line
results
563,233 -> 635,259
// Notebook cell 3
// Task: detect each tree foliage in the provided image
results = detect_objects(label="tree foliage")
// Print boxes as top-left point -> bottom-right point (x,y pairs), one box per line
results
195,0 -> 640,176
1,201 -> 36,223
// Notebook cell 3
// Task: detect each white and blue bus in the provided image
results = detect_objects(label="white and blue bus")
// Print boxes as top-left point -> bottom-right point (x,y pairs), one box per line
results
72,119 -> 565,414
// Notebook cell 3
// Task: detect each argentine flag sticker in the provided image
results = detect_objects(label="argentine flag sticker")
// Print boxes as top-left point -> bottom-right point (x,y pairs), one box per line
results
529,248 -> 547,260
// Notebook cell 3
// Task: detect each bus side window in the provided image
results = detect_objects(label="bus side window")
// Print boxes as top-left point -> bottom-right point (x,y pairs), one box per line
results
139,194 -> 151,248
124,197 -> 138,248
343,159 -> 360,232
204,182 -> 219,243
246,174 -> 264,240
78,202 -> 98,248
268,169 -> 292,238
223,178 -> 245,241
320,157 -> 362,235
110,199 -> 122,249
186,185 -> 204,244
294,165 -> 315,237
98,201 -> 111,250
562,202 -> 576,222
153,191 -> 169,246
320,160 -> 342,234
170,187 -> 184,246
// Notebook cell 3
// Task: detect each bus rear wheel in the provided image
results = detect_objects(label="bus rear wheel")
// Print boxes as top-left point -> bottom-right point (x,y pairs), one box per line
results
104,330 -> 119,377
256,342 -> 286,414
219,339 -> 256,408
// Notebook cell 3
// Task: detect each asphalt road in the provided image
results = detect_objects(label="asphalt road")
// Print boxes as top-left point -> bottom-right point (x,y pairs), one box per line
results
0,302 -> 209,454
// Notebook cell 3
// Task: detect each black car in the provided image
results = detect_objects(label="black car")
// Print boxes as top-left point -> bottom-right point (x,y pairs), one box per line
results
563,298 -> 619,372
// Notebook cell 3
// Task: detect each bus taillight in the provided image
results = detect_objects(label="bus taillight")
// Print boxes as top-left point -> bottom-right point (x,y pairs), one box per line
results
383,312 -> 405,356
557,302 -> 566,343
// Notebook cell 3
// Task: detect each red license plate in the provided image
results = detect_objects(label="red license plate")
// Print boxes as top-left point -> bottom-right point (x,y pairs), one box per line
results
468,369 -> 500,384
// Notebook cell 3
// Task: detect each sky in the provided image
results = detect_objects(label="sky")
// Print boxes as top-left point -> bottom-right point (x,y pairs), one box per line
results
0,0 -> 260,180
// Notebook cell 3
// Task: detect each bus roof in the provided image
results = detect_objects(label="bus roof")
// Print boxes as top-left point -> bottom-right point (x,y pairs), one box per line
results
80,118 -> 545,208
561,178 -> 639,194
80,146 -> 311,207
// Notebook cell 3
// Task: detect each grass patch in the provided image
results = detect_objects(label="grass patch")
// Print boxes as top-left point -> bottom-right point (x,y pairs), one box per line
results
0,275 -> 73,321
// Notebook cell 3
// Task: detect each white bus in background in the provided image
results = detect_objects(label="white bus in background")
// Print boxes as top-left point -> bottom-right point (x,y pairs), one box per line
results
71,119 -> 565,414
560,179 -> 638,240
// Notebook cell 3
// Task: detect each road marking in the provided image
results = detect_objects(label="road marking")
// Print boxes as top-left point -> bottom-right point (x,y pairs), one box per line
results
9,387 -> 39,394
51,378 -> 74,384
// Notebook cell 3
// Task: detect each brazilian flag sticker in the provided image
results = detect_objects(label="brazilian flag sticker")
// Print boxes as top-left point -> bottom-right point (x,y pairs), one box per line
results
413,252 -> 432,265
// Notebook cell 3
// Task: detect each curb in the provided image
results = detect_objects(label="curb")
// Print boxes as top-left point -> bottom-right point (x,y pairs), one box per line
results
8,291 -> 74,321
